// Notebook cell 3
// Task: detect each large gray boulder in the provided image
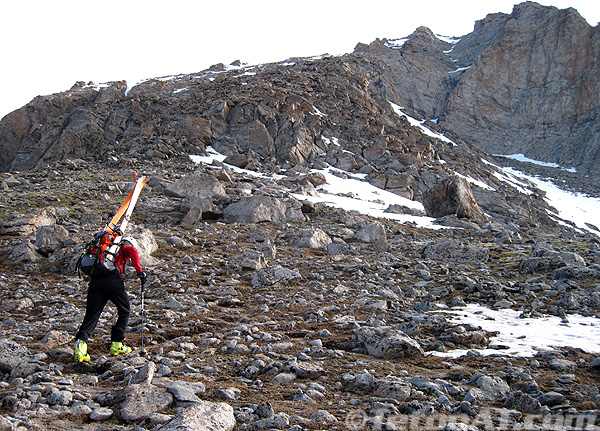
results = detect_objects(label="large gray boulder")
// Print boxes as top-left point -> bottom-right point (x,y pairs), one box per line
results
355,326 -> 425,359
354,221 -> 388,251
127,225 -> 159,267
156,401 -> 235,431
165,173 -> 227,199
121,383 -> 174,421
291,228 -> 331,249
34,224 -> 70,254
422,176 -> 486,221
0,339 -> 31,374
0,207 -> 56,236
8,240 -> 43,263
223,196 -> 305,223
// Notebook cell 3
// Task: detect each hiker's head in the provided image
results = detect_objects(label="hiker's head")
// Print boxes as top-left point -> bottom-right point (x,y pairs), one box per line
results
122,237 -> 138,249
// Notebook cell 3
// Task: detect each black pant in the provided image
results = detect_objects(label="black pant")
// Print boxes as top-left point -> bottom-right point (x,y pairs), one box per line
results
75,271 -> 130,343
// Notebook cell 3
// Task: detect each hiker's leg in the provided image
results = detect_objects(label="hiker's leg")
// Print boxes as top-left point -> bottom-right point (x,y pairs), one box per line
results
107,273 -> 130,342
75,283 -> 108,342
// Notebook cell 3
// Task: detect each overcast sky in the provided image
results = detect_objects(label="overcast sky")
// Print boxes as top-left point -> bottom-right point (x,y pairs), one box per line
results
1,0 -> 598,119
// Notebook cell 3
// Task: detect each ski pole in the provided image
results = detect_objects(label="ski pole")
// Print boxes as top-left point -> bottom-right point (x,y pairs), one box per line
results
140,281 -> 146,356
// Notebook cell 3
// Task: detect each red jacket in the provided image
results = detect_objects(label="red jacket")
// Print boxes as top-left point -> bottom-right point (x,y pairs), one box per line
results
114,244 -> 143,275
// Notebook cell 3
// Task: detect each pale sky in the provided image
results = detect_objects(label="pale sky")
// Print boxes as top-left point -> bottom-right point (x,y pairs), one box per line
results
1,0 -> 598,119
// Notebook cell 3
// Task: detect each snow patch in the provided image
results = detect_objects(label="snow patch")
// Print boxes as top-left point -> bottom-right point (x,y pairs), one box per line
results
437,35 -> 461,44
455,172 -> 495,191
448,66 -> 471,74
390,102 -> 457,146
506,167 -> 600,235
496,153 -> 577,173
385,38 -> 409,49
430,304 -> 600,357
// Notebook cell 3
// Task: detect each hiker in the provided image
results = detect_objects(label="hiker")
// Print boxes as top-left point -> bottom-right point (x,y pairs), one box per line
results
74,236 -> 147,362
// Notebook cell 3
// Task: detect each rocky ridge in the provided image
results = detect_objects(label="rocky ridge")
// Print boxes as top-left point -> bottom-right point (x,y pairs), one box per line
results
1,3 -> 599,182
356,2 -> 600,177
0,2 -> 599,430
0,158 -> 599,431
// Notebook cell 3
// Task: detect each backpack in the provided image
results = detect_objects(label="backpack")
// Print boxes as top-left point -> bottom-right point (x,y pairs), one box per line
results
77,229 -> 121,276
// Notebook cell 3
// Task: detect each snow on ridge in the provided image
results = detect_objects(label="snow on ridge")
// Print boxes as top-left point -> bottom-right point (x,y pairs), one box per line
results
191,143 -> 600,237
509,167 -> 600,236
455,172 -> 495,191
293,167 -> 440,228
385,38 -> 409,49
436,34 -> 461,44
496,153 -> 577,173
389,102 -> 457,146
190,149 -> 439,228
80,82 -> 112,91
311,106 -> 328,117
448,66 -> 471,74
484,155 -> 600,237
321,136 -> 340,147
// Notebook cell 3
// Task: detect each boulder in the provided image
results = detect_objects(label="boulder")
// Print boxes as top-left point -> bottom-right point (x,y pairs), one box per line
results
129,361 -> 156,385
251,266 -> 302,288
34,224 -> 70,254
165,173 -> 227,199
156,401 -> 235,431
355,326 -> 425,359
8,240 -> 43,263
180,195 -> 221,229
290,362 -> 326,379
291,228 -> 332,249
223,196 -> 305,223
127,225 -> 159,267
423,176 -> 486,221
465,375 -> 510,403
552,264 -> 600,280
520,245 -> 586,273
503,390 -> 543,414
168,381 -> 206,403
121,383 -> 174,421
0,339 -> 31,373
372,377 -> 412,400
0,207 -> 56,236
354,221 -> 388,251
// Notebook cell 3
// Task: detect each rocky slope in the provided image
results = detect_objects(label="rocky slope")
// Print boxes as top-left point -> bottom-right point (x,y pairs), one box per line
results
1,3 -> 599,182
0,2 -> 599,430
0,157 -> 599,431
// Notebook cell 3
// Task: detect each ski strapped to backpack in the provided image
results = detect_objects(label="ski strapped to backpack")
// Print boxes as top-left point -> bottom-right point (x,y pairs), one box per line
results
77,173 -> 148,277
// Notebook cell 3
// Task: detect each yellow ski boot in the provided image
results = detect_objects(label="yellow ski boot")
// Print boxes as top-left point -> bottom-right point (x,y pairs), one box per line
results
74,339 -> 90,362
110,341 -> 132,356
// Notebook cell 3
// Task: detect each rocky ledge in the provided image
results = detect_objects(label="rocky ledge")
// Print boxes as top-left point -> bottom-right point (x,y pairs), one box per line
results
0,158 -> 599,431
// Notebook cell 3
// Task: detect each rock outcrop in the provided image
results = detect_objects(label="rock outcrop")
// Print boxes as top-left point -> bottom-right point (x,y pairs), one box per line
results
357,2 -> 600,177
422,176 -> 487,221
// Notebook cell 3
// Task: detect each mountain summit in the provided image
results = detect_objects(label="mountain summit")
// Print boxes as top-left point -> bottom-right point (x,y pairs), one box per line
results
356,1 -> 600,176
1,2 -> 598,176
0,2 -> 598,220
2,3 -> 600,430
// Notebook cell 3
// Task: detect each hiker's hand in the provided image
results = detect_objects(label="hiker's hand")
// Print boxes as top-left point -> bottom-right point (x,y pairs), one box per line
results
138,271 -> 147,286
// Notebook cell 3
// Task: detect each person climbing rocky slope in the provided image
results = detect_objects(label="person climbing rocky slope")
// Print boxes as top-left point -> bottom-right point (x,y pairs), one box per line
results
0,157 -> 599,430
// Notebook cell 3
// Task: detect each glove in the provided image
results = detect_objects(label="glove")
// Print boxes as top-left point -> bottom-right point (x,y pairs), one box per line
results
138,271 -> 148,286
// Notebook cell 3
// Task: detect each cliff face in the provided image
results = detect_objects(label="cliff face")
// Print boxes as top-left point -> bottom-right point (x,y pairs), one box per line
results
443,2 -> 600,175
356,2 -> 600,176
0,81 -> 128,172
0,2 -> 598,181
